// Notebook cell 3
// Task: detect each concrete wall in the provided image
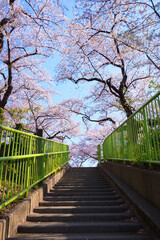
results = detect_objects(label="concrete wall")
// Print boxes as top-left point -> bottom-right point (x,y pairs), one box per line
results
99,162 -> 160,239
0,164 -> 70,240
101,161 -> 160,212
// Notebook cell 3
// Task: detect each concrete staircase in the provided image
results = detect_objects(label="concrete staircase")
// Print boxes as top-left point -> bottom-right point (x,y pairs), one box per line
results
8,167 -> 153,240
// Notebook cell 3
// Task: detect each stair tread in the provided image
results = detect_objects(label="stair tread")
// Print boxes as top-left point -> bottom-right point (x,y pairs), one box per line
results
18,221 -> 142,228
50,188 -> 115,192
27,213 -> 134,218
8,233 -> 153,240
27,213 -> 133,221
43,195 -> 121,200
48,192 -> 118,196
18,221 -> 143,234
27,213 -> 134,222
34,205 -> 128,210
39,199 -> 124,205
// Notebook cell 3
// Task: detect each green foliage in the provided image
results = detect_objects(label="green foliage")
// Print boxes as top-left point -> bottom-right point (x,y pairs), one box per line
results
9,107 -> 30,122
0,108 -> 5,125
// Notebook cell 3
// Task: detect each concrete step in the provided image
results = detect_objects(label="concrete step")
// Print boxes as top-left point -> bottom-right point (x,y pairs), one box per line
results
48,191 -> 117,196
17,221 -> 142,234
61,175 -> 104,177
39,199 -> 124,206
54,185 -> 112,190
33,205 -> 128,214
59,179 -> 108,183
50,188 -> 116,193
53,183 -> 112,189
59,176 -> 107,180
7,233 -> 153,240
57,180 -> 110,183
27,212 -> 134,222
43,194 -> 121,201
57,181 -> 108,185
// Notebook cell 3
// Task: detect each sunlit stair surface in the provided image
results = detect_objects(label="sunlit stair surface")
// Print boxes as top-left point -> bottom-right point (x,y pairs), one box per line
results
7,167 -> 153,240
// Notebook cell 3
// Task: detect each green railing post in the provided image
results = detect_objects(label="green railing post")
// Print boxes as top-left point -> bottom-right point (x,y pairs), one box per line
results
97,144 -> 101,162
143,107 -> 151,162
121,125 -> 125,162
25,136 -> 32,197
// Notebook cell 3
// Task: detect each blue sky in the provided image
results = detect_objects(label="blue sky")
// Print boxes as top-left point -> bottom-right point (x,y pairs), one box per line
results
43,0 -> 89,105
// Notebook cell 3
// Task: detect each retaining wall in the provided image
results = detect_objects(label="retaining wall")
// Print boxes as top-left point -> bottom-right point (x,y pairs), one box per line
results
0,164 -> 70,240
99,161 -> 160,239
101,161 -> 160,211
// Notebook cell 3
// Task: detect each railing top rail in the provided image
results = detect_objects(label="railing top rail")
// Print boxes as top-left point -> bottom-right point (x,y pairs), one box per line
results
0,151 -> 70,161
103,91 -> 160,142
0,125 -> 66,146
0,125 -> 38,137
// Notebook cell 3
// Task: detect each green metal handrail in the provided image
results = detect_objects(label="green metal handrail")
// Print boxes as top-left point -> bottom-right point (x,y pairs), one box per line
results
99,91 -> 160,164
0,125 -> 69,210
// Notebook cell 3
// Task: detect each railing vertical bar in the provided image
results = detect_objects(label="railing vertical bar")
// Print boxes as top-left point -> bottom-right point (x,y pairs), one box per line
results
147,103 -> 156,161
120,126 -> 124,161
6,160 -> 12,199
7,131 -> 12,156
138,111 -> 143,161
0,129 -> 3,149
18,158 -> 23,191
21,159 -> 25,191
18,135 -> 23,190
32,157 -> 34,184
1,164 -> 7,202
21,136 -> 27,190
14,132 -> 19,156
0,129 -> 4,188
154,98 -> 160,159
2,130 -> 12,202
111,134 -> 113,159
3,130 -> 8,157
11,132 -> 16,156
14,134 -> 21,195
10,159 -> 15,197
23,159 -> 28,194
151,100 -> 158,161
135,113 -> 138,160
25,136 -> 32,197
154,98 -> 160,128
23,136 -> 30,191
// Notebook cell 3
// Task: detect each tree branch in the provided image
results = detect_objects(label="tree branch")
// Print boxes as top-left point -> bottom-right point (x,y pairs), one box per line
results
146,54 -> 160,71
11,49 -> 38,64
94,50 -> 122,68
70,77 -> 106,84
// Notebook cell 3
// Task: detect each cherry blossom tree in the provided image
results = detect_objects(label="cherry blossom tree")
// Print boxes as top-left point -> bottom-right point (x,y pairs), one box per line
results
112,0 -> 160,72
0,0 -> 81,143
4,80 -> 80,142
69,124 -> 113,166
56,0 -> 159,123
0,0 -> 65,122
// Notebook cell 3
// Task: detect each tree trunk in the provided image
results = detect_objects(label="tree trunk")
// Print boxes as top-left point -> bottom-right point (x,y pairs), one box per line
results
119,93 -> 133,118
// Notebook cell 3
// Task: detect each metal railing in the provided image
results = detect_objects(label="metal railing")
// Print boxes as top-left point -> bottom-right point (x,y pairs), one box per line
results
101,91 -> 160,164
0,125 -> 69,210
